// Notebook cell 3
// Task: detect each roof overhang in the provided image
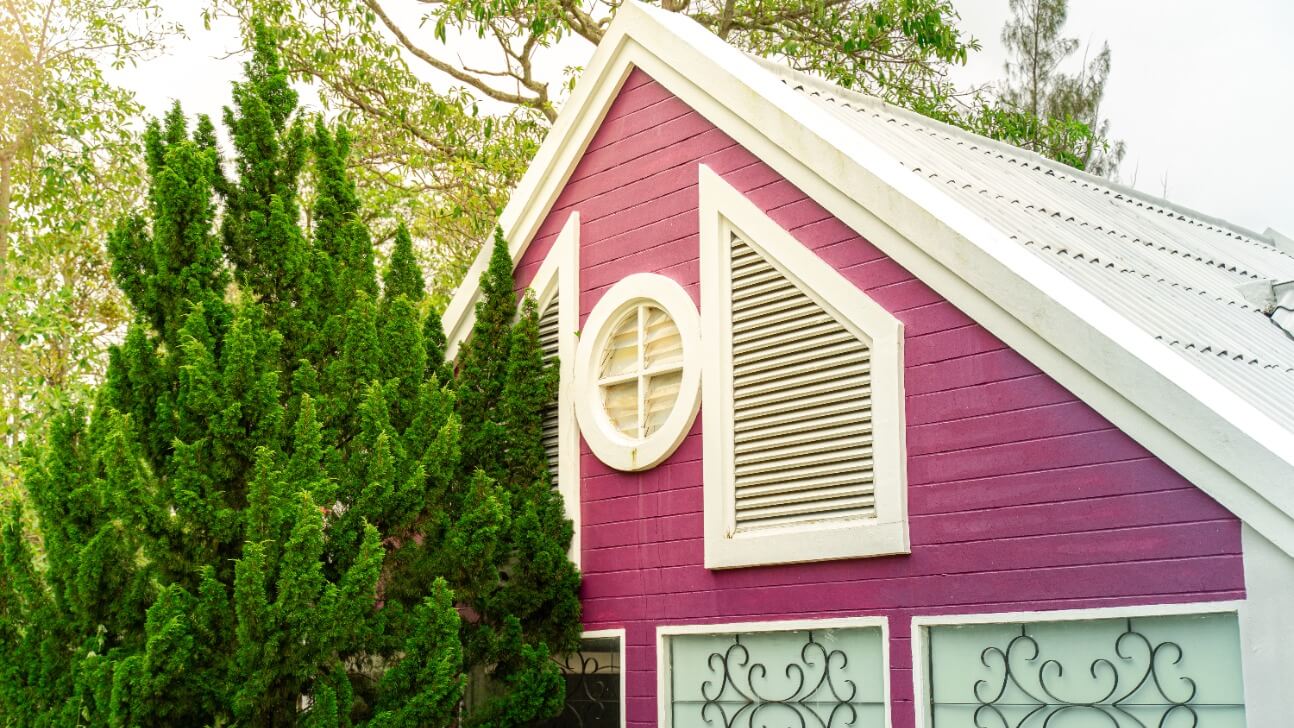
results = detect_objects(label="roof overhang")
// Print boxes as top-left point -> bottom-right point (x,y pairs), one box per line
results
442,0 -> 1294,557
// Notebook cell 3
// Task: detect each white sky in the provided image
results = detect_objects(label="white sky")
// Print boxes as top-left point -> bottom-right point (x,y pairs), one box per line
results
108,1 -> 1293,237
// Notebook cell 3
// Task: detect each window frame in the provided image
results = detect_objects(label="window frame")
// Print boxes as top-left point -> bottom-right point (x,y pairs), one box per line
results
699,164 -> 909,569
527,212 -> 582,566
909,601 -> 1248,728
655,616 -> 893,728
574,272 -> 702,472
548,627 -> 626,728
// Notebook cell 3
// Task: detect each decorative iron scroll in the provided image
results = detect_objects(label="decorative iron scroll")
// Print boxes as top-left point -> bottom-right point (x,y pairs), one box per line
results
960,618 -> 1237,728
540,637 -> 620,728
678,631 -> 883,728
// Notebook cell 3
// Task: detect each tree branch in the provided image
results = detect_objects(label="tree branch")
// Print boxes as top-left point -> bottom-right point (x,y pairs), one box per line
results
360,0 -> 552,119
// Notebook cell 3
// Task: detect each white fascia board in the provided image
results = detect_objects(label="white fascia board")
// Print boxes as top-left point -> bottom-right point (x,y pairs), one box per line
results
440,16 -> 638,358
441,0 -> 1294,555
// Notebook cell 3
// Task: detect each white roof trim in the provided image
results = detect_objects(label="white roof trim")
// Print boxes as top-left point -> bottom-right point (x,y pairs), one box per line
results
443,0 -> 1294,556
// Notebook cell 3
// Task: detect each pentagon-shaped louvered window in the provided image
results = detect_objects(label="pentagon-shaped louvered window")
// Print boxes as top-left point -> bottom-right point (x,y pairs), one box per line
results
700,165 -> 908,569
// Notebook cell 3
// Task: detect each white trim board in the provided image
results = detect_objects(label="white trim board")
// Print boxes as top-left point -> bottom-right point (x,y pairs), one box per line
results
526,212 -> 582,568
1239,526 -> 1294,726
909,601 -> 1248,728
655,616 -> 893,728
579,627 -> 628,728
439,0 -> 1294,556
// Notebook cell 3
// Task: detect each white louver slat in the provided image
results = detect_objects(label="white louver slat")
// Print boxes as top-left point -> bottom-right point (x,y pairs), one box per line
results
538,292 -> 561,488
730,236 -> 876,531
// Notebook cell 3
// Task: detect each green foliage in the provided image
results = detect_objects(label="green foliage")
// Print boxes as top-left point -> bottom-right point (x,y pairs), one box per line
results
991,0 -> 1125,175
0,23 -> 577,727
0,0 -> 178,514
211,0 -> 980,305
452,227 -> 580,724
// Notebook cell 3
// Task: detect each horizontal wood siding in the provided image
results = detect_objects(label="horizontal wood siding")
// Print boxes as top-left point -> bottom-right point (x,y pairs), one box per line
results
512,69 -> 1243,728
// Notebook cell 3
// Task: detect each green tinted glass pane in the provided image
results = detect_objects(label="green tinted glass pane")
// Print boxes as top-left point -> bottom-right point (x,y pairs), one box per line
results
928,613 -> 1245,728
668,626 -> 885,728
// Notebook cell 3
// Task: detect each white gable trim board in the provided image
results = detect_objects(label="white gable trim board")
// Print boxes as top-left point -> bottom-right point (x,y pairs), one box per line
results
1238,526 -> 1294,726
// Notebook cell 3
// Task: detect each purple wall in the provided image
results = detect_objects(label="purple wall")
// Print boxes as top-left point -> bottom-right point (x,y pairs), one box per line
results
513,69 -> 1244,727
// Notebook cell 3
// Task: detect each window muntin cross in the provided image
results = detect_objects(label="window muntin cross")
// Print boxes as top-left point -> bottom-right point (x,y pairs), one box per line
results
597,304 -> 684,440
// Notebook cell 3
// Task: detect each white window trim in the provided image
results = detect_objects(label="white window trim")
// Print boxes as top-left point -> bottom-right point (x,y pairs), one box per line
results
655,616 -> 893,728
574,272 -> 702,472
909,601 -> 1247,728
1239,525 -> 1294,726
699,164 -> 909,569
527,212 -> 582,567
580,627 -> 628,728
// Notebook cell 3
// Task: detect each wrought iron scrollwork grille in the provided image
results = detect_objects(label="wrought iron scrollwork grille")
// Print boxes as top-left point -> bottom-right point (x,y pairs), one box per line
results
670,629 -> 886,728
930,616 -> 1246,728
541,637 -> 621,728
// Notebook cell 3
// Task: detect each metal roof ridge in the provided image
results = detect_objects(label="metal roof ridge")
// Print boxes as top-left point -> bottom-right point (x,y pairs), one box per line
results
748,55 -> 1277,248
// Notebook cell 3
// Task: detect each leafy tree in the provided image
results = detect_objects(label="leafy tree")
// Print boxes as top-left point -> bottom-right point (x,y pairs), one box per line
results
0,23 -> 577,727
994,0 -> 1125,175
0,0 -> 177,513
210,0 -> 980,302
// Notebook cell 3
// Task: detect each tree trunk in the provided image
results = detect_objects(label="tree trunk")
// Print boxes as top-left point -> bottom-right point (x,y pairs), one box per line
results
0,152 -> 13,456
0,152 -> 12,291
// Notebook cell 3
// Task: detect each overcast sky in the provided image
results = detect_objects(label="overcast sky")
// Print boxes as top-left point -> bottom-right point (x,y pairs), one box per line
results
108,1 -> 1294,237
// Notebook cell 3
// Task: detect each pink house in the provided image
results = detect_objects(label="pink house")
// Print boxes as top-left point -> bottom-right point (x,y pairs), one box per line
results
443,4 -> 1294,726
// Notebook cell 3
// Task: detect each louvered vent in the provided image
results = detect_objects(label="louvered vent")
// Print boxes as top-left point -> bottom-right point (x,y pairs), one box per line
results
538,292 -> 561,487
730,235 -> 875,531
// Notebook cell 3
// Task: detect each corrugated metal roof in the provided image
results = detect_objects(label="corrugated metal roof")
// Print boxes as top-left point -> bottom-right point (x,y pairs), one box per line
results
759,61 -> 1294,432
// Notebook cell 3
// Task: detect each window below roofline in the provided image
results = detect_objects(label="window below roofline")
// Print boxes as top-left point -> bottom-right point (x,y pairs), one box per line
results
527,211 -> 582,567
656,616 -> 893,728
698,164 -> 909,569
575,272 -> 702,472
910,601 -> 1247,728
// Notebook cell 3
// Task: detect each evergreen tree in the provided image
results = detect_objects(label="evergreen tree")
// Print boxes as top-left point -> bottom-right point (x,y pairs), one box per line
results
0,21 -> 578,727
453,229 -> 581,725
997,0 -> 1125,176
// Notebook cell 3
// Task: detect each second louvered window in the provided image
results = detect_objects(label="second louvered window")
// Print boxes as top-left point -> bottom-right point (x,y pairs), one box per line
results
538,292 -> 561,488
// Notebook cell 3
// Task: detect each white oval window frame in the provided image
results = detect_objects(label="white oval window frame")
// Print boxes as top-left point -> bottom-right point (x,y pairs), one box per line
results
575,273 -> 701,472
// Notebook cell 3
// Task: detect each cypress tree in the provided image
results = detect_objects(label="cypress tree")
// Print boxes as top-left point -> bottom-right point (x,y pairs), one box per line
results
453,232 -> 582,725
0,22 -> 578,728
